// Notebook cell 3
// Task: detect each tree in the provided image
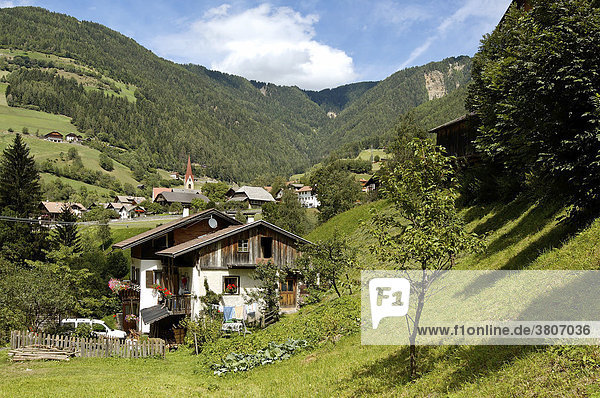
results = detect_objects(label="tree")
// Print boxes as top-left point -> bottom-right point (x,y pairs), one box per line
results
467,0 -> 600,219
369,138 -> 483,379
0,260 -> 91,333
262,189 -> 312,235
67,147 -> 79,161
123,183 -> 135,196
200,182 -> 229,203
99,153 -> 114,171
248,259 -> 283,315
296,230 -> 356,298
310,164 -> 361,222
0,133 -> 41,216
52,204 -> 81,252
96,219 -> 112,251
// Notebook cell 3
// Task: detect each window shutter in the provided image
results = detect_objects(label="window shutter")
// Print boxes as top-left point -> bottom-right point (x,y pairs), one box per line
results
146,270 -> 154,288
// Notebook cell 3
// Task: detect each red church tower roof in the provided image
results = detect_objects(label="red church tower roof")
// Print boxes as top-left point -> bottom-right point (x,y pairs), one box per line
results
184,156 -> 194,183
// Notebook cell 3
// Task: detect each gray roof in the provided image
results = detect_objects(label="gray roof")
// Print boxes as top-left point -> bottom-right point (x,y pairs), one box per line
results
230,186 -> 275,202
112,209 -> 241,250
155,191 -> 209,205
115,195 -> 146,205
140,305 -> 171,324
155,220 -> 312,258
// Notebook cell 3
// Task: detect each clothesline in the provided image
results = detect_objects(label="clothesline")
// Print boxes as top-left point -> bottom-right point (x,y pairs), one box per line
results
210,303 -> 258,321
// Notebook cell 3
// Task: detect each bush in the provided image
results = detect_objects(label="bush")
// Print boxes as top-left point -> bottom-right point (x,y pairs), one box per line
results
179,315 -> 222,354
73,323 -> 93,338
99,153 -> 114,172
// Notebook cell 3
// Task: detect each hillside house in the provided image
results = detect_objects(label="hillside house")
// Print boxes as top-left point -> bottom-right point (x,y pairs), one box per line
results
114,195 -> 147,205
44,131 -> 63,143
152,187 -> 172,201
228,186 -> 276,209
65,133 -> 82,143
297,186 -> 320,208
363,176 -> 380,193
106,203 -> 145,219
39,201 -> 87,220
154,191 -> 209,207
113,209 -> 310,337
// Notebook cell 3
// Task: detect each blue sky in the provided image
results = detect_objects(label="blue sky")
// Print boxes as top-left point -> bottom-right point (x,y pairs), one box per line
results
1,0 -> 511,90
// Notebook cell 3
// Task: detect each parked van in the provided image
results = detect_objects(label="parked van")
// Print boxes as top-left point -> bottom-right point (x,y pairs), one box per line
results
60,318 -> 127,339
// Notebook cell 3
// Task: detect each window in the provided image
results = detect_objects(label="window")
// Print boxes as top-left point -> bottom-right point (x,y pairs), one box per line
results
92,323 -> 107,333
261,237 -> 273,258
145,270 -> 162,288
223,276 -> 240,295
130,266 -> 140,283
238,239 -> 249,252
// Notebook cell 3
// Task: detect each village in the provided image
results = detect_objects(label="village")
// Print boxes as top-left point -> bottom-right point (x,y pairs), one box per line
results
3,0 -> 600,396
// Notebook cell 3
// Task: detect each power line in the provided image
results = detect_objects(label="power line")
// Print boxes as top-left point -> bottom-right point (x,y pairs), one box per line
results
0,215 -> 179,227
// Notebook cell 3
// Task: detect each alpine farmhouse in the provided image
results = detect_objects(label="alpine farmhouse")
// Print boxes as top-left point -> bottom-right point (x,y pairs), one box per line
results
112,209 -> 310,337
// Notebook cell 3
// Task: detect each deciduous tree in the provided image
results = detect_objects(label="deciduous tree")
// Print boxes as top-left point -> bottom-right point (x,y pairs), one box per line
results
370,138 -> 483,379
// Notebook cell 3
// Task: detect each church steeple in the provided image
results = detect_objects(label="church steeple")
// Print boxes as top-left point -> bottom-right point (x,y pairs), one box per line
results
184,155 -> 194,190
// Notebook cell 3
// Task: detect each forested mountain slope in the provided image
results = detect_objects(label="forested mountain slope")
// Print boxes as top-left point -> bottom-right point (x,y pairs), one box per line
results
320,56 -> 472,154
0,7 -> 470,181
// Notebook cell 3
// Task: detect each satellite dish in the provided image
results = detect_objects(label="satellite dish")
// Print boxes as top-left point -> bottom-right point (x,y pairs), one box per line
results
208,216 -> 218,229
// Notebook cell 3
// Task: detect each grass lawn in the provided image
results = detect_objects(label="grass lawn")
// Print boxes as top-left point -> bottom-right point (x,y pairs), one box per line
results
0,105 -> 76,136
39,173 -> 112,197
0,83 -> 7,106
0,132 -> 138,187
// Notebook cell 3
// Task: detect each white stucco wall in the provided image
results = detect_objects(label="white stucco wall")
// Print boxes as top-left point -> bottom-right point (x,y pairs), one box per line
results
194,268 -> 262,312
134,258 -> 162,333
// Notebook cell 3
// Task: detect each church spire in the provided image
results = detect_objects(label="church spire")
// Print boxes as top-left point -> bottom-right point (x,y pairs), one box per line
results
184,155 -> 194,190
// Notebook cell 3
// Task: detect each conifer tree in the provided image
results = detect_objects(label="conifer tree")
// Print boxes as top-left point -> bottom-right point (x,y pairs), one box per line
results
0,133 -> 41,216
53,204 -> 81,252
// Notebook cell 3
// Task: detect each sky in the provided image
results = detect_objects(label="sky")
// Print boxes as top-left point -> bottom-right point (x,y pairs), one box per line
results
0,0 -> 511,90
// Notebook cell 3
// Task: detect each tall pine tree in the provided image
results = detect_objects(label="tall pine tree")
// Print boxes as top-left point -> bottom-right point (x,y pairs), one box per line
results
53,204 -> 81,252
0,134 -> 47,264
0,133 -> 41,216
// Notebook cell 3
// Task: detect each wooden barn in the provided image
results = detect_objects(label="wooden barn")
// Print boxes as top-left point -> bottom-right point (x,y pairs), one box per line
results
429,113 -> 479,164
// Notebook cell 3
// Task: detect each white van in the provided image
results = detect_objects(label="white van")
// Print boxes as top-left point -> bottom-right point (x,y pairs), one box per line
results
60,318 -> 127,339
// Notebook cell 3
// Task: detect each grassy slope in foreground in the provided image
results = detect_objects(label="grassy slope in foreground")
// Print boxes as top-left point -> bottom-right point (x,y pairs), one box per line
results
2,198 -> 600,397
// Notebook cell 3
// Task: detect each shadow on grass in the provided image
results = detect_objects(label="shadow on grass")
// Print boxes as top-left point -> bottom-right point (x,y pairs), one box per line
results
471,196 -> 535,236
499,219 -> 579,270
482,199 -> 565,258
461,203 -> 496,225
338,344 -> 539,396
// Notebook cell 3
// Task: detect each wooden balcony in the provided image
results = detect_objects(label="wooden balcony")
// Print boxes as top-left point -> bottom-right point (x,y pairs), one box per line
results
164,295 -> 191,315
118,286 -> 140,301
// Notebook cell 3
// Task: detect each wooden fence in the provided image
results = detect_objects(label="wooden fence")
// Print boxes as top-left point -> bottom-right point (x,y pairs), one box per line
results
10,331 -> 165,359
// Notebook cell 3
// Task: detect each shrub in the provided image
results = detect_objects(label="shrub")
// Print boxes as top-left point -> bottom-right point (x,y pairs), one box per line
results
73,323 -> 93,338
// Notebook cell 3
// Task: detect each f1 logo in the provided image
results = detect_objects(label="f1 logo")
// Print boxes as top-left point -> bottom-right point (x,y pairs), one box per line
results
369,278 -> 411,329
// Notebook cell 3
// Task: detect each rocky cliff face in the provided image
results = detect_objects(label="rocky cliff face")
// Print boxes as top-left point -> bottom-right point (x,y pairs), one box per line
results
424,70 -> 447,100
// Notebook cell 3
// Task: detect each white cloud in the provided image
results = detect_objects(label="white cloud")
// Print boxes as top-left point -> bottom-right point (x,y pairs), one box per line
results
372,1 -> 431,27
153,4 -> 357,90
0,0 -> 30,8
399,0 -> 511,68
